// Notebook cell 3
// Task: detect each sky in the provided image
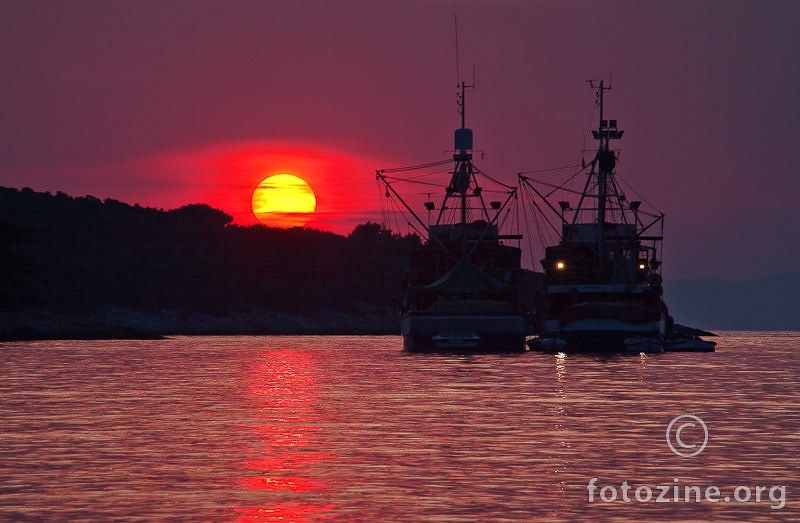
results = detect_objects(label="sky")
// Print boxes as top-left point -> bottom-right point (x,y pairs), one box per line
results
2,0 -> 798,280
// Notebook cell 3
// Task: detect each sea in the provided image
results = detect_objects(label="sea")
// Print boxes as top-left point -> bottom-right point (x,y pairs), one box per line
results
1,332 -> 797,522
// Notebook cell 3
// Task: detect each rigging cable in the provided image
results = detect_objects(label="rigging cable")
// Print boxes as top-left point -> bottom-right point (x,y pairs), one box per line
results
518,176 -> 584,196
614,172 -> 662,214
378,158 -> 453,174
545,164 -> 590,198
518,164 -> 580,175
472,165 -> 515,190
381,178 -> 448,189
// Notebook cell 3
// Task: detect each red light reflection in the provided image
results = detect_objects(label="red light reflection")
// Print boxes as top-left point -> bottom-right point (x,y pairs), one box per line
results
235,503 -> 336,523
239,476 -> 327,492
236,348 -> 335,520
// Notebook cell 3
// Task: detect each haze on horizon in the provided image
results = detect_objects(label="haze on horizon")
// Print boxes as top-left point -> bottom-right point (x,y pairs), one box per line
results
2,0 -> 798,281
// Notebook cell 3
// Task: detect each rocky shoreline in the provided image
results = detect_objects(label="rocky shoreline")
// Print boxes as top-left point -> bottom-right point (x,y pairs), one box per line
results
0,305 -> 400,341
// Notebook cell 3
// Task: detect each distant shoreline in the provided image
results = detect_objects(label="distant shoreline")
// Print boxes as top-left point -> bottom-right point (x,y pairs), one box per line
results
0,306 -> 400,342
4,306 -> 776,343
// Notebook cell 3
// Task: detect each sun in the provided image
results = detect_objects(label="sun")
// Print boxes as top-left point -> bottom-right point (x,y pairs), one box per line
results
252,174 -> 317,227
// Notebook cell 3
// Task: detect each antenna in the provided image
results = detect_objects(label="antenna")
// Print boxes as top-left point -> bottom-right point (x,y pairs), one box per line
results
454,14 -> 460,84
454,16 -> 475,126
588,78 -> 612,99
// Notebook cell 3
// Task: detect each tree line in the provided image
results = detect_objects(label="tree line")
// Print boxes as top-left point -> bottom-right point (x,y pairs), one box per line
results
0,187 -> 420,315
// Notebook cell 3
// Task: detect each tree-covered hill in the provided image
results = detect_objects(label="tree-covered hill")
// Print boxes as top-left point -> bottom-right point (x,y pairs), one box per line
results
0,187 -> 419,335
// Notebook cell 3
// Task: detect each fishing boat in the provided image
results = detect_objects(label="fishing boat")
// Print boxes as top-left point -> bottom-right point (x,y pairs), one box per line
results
522,80 -> 715,353
376,83 -> 537,352
664,336 -> 716,352
624,335 -> 665,354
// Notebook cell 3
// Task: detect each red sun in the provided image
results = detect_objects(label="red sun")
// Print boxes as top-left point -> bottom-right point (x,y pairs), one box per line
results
147,141 -> 385,234
251,174 -> 317,228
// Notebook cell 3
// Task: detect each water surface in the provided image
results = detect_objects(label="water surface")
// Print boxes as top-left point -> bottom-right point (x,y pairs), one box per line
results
1,333 -> 797,521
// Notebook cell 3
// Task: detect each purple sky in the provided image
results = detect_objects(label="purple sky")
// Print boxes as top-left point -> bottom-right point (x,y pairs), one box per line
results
2,0 -> 798,280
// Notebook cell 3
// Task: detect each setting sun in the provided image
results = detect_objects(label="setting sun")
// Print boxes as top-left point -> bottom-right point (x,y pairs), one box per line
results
252,174 -> 317,228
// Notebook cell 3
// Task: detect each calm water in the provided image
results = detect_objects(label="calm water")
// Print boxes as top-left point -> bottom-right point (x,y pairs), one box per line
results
1,333 -> 798,522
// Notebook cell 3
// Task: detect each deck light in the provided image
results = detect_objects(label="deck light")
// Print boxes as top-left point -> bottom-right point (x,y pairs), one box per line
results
556,261 -> 565,270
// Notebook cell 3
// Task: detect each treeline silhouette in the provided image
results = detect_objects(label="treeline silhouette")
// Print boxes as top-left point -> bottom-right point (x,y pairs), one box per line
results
0,187 -> 420,315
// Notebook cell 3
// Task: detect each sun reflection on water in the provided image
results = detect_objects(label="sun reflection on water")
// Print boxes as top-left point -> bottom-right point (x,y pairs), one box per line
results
236,348 -> 335,521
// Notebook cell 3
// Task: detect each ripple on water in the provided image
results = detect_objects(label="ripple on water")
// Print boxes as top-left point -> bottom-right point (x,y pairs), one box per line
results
0,333 -> 798,521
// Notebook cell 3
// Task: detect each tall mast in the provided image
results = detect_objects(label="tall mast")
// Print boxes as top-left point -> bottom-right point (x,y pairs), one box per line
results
597,80 -> 606,234
597,80 -> 607,270
589,79 -> 620,272
460,80 -> 467,129
451,80 -> 474,255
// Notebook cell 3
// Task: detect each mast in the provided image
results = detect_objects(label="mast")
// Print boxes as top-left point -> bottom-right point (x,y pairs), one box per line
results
597,80 -> 607,242
589,79 -> 621,273
451,81 -> 474,256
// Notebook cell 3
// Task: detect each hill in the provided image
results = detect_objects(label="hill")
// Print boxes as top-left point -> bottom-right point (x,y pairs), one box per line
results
0,187 -> 420,339
664,273 -> 800,331
3,186 -> 795,338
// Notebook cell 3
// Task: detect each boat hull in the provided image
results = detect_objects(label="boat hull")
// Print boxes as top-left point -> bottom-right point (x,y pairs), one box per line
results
624,335 -> 665,354
664,336 -> 716,352
402,312 -> 527,353
533,317 -> 666,353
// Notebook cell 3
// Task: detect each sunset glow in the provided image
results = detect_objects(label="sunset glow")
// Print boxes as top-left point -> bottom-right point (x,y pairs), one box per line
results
149,141 -> 383,234
252,174 -> 317,228
4,1 -> 797,279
